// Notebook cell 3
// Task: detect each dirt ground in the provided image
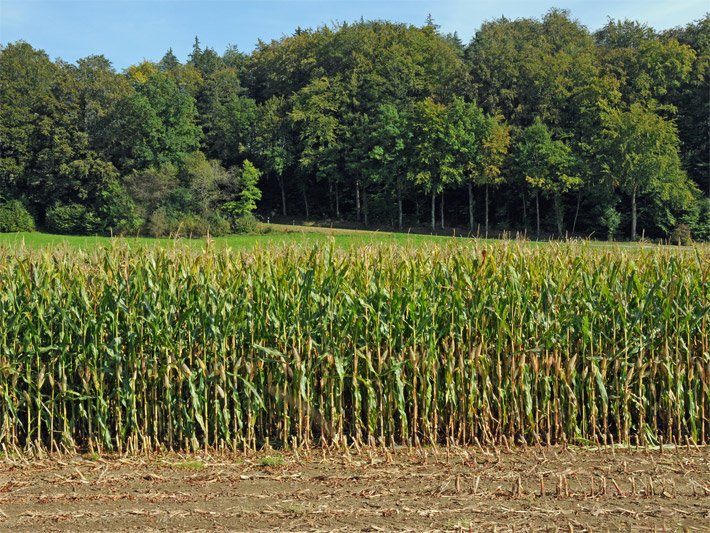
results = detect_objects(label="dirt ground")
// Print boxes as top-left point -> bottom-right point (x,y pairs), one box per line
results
0,445 -> 708,532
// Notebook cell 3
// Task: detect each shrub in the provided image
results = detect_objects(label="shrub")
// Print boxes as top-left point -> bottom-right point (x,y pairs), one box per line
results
691,198 -> 710,242
45,202 -> 100,235
599,206 -> 621,241
221,160 -> 262,221
206,212 -> 232,237
0,200 -> 35,232
180,212 -> 239,238
671,223 -> 692,245
147,207 -> 171,238
100,181 -> 144,235
147,209 -> 232,238
232,213 -> 259,234
176,214 -> 209,238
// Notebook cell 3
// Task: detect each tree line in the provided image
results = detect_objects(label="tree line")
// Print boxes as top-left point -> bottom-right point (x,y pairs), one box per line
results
1,9 -> 708,240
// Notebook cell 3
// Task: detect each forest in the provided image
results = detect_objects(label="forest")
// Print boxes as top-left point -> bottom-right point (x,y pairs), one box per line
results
0,9 -> 708,240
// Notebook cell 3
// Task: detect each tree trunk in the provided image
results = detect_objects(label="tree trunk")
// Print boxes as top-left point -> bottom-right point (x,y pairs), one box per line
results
335,181 -> 340,219
440,191 -> 445,230
485,184 -> 490,238
522,191 -> 527,234
397,177 -> 403,230
355,180 -> 361,223
535,190 -> 540,238
430,192 -> 435,231
571,190 -> 581,235
328,178 -> 334,217
279,178 -> 287,217
363,188 -> 369,227
554,193 -> 563,237
631,187 -> 637,240
468,182 -> 474,232
302,184 -> 309,219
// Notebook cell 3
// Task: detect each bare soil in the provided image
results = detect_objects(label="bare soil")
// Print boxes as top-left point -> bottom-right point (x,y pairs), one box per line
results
0,446 -> 708,532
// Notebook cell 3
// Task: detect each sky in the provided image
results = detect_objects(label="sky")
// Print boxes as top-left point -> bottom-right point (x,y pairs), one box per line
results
1,0 -> 708,70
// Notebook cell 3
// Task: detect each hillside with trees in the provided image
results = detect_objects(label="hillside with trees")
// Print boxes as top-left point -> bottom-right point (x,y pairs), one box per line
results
1,9 -> 708,240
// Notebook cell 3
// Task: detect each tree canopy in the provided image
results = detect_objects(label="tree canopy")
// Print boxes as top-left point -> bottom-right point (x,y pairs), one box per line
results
1,11 -> 707,240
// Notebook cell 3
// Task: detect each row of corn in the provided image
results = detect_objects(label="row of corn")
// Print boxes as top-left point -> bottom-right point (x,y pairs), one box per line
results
0,241 -> 707,453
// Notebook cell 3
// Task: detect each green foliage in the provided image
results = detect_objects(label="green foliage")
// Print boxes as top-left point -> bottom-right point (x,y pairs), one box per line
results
368,104 -> 407,171
207,212 -> 233,236
188,37 -> 223,79
516,118 -> 581,235
238,159 -> 263,213
365,103 -> 409,225
146,207 -> 171,237
222,159 -> 263,220
253,96 -> 293,216
99,181 -> 144,235
480,116 -> 511,186
54,153 -> 121,206
259,455 -> 285,467
0,10 -> 707,241
290,76 -> 347,184
172,212 -> 229,238
123,164 -> 179,214
73,55 -> 132,152
0,243 -> 706,452
0,42 -> 57,197
158,48 -> 180,72
145,207 -> 230,238
467,9 -> 599,127
446,97 -> 489,180
45,202 -> 101,235
692,198 -> 710,241
599,206 -> 622,240
200,68 -> 256,166
0,200 -> 35,233
102,92 -> 163,171
177,151 -> 230,212
232,213 -> 260,234
600,103 -> 697,238
671,223 -> 692,245
0,42 -> 121,216
103,71 -> 202,172
409,97 -> 477,229
595,19 -> 696,104
517,119 -> 579,193
664,15 -> 710,196
122,154 -> 233,237
173,460 -> 205,470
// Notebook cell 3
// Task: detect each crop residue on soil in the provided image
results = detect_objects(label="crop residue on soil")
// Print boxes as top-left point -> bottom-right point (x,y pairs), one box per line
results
0,446 -> 708,532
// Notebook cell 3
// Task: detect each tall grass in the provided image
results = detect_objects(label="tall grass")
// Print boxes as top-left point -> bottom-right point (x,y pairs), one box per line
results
0,241 -> 707,453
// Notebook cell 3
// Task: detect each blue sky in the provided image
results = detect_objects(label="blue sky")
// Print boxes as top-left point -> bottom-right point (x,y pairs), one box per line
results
1,0 -> 707,70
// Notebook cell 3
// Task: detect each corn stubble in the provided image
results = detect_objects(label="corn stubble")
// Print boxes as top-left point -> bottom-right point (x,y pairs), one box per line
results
0,242 -> 707,453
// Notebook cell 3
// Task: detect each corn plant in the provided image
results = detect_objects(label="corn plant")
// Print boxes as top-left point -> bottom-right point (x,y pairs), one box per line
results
0,241 -> 707,453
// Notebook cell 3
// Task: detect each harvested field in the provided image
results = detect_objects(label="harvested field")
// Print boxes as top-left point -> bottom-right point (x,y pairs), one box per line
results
0,446 -> 708,532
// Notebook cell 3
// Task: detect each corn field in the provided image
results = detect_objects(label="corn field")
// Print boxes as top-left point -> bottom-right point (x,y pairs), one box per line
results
0,241 -> 707,453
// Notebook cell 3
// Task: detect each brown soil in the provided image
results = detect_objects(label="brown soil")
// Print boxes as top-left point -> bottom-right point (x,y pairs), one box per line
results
0,446 -> 708,532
